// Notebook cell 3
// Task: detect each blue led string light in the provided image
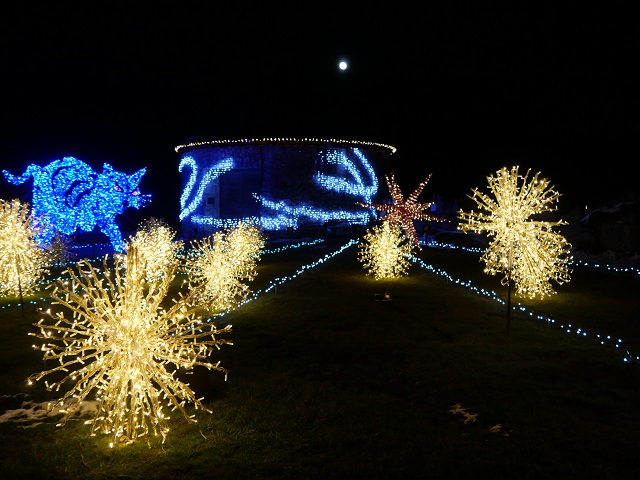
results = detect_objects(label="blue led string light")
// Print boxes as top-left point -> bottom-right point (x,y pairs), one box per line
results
179,147 -> 379,230
3,231 -> 635,363
203,238 -> 358,322
414,242 -> 639,361
2,157 -> 150,252
314,148 -> 378,206
179,157 -> 234,221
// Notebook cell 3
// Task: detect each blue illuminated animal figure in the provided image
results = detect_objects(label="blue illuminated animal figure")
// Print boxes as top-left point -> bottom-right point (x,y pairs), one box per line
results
3,157 -> 151,252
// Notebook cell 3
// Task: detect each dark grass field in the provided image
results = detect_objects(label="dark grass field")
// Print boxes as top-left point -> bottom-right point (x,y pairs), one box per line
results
1,237 -> 639,479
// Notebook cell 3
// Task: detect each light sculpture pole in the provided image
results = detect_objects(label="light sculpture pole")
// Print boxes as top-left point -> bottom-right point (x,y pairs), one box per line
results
457,166 -> 572,332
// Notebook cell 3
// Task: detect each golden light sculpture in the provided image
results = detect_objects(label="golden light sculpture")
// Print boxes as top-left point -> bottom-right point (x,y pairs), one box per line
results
357,173 -> 449,249
184,222 -> 265,312
128,217 -> 184,282
458,166 -> 572,310
27,243 -> 232,446
358,222 -> 414,280
0,198 -> 51,297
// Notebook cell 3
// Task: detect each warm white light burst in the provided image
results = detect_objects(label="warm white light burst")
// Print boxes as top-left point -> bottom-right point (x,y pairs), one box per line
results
358,222 -> 413,280
457,166 -> 572,299
27,243 -> 232,445
0,198 -> 50,297
184,222 -> 265,312
128,217 -> 184,282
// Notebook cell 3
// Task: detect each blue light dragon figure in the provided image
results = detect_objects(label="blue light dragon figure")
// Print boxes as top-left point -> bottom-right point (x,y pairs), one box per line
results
3,157 -> 151,252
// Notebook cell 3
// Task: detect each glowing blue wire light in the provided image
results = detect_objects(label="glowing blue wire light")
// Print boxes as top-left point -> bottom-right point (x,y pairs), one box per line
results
314,148 -> 378,205
3,235 -> 636,363
179,147 -> 379,230
251,195 -> 372,228
414,243 -> 635,358
2,157 -> 150,252
179,157 -> 234,221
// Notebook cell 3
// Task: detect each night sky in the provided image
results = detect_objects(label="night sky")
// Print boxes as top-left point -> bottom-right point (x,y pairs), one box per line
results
2,3 -> 638,229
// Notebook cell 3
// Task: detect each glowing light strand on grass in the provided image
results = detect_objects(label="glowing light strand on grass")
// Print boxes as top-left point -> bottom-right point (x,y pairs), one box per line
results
206,238 -> 358,322
2,239 -> 327,310
3,229 -> 632,374
425,239 -> 640,277
184,222 -> 265,312
0,199 -> 51,297
358,222 -> 413,279
214,236 -> 635,363
409,254 -> 629,358
357,173 -> 449,249
27,243 -> 232,446
457,166 -> 572,299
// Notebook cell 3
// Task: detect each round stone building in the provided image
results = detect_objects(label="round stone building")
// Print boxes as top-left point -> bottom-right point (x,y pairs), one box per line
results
175,137 -> 396,237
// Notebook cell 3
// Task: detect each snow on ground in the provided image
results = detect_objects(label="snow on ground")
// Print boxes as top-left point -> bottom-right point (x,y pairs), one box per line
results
0,394 -> 98,427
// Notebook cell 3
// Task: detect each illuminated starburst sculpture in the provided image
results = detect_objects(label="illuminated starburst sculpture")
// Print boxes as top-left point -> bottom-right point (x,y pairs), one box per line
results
184,222 -> 265,312
0,199 -> 51,297
27,243 -> 232,445
128,217 -> 184,282
357,173 -> 448,249
457,166 -> 572,302
358,222 -> 413,280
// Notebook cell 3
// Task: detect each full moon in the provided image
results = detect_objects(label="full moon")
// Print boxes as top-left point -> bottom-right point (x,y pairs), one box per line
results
339,60 -> 348,70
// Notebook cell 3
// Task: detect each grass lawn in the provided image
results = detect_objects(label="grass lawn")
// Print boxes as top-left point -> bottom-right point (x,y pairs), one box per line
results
1,236 -> 639,479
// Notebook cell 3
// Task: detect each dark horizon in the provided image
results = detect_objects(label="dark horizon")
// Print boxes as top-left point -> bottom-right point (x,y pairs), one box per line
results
2,4 -> 638,227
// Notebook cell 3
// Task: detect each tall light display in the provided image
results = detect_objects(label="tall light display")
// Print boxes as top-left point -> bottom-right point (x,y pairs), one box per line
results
458,166 -> 572,331
183,222 -> 265,312
358,222 -> 413,280
357,173 -> 449,249
27,242 -> 231,446
3,157 -> 151,252
0,199 -> 51,297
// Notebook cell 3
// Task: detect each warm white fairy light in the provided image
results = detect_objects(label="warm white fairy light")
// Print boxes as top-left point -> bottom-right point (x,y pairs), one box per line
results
457,166 -> 572,299
0,199 -> 51,297
27,243 -> 232,445
358,222 -> 413,280
175,137 -> 397,154
184,222 -> 265,312
128,217 -> 184,282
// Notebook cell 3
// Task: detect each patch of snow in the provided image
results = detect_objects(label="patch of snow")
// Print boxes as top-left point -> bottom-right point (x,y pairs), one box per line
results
0,394 -> 98,428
